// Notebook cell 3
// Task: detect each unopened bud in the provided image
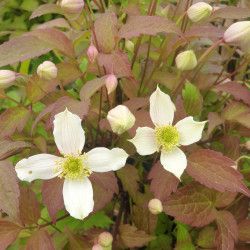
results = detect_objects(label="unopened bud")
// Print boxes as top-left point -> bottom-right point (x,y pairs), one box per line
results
60,0 -> 84,14
92,244 -> 104,250
87,40 -> 98,63
0,70 -> 16,88
223,21 -> 250,51
105,67 -> 118,94
159,5 -> 170,18
107,105 -> 135,134
37,61 -> 58,81
187,2 -> 212,22
98,232 -> 113,247
125,39 -> 134,53
175,50 -> 197,71
148,198 -> 163,215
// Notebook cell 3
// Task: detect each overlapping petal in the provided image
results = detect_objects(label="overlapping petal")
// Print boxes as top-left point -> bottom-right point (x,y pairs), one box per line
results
175,117 -> 206,146
160,148 -> 187,180
150,86 -> 174,126
86,147 -> 128,172
53,109 -> 85,155
63,177 -> 94,220
15,154 -> 60,182
129,127 -> 157,155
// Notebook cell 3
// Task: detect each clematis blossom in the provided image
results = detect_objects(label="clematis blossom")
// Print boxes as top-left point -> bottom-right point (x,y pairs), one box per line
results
129,87 -> 206,179
15,109 -> 128,220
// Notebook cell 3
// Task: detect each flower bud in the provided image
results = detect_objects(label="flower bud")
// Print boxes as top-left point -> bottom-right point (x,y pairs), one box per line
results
125,39 -> 134,53
244,141 -> 250,150
223,21 -> 250,50
187,2 -> 212,22
107,105 -> 135,134
148,198 -> 163,215
98,232 -> 113,247
105,68 -> 118,95
87,40 -> 98,63
37,61 -> 58,81
0,70 -> 16,88
60,0 -> 84,14
92,244 -> 104,250
175,50 -> 197,71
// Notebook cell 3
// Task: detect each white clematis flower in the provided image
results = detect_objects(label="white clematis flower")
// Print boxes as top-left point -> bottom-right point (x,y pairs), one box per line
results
15,109 -> 128,220
129,87 -> 206,179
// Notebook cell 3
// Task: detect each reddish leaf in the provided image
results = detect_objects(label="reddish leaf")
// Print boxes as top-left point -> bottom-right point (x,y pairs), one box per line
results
173,95 -> 187,124
148,161 -> 179,201
26,229 -> 55,250
207,112 -> 224,136
123,97 -> 149,112
187,149 -> 250,196
118,224 -> 155,248
163,182 -> 218,227
42,178 -> 64,224
0,161 -> 20,222
0,221 -> 21,250
238,219 -> 250,242
152,71 -> 176,90
57,62 -> 82,87
210,7 -> 250,20
94,12 -> 118,53
221,101 -> 249,121
215,210 -> 238,250
185,25 -> 224,38
233,112 -> 250,129
118,16 -> 182,38
19,187 -> 40,225
92,183 -> 114,213
0,107 -> 30,140
65,226 -> 91,249
37,18 -> 70,30
197,226 -> 216,248
123,4 -> 142,16
30,4 -> 64,19
214,191 -> 237,208
80,76 -> 107,101
0,141 -> 33,159
215,82 -> 250,106
89,172 -> 118,194
227,196 -> 249,223
0,36 -> 52,67
221,134 -> 240,160
28,28 -> 75,58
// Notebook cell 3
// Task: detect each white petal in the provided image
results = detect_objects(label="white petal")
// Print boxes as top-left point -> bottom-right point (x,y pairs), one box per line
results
15,154 -> 60,182
129,127 -> 157,156
175,116 -> 206,146
63,178 -> 94,220
160,148 -> 187,180
86,147 -> 128,172
53,108 -> 85,155
150,86 -> 174,126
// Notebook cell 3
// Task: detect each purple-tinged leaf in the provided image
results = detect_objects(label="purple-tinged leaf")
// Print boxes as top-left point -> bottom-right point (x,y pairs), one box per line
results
197,227 -> 216,248
185,26 -> 224,38
26,230 -> 55,250
94,12 -> 118,53
238,219 -> 250,242
215,211 -> 238,250
221,101 -> 249,121
0,161 -> 20,222
210,7 -> 250,20
37,18 -> 71,30
187,149 -> 250,196
163,182 -> 218,227
148,161 -> 179,201
19,187 -> 40,225
207,112 -> 224,136
118,16 -> 183,38
0,221 -> 21,250
173,95 -> 187,124
123,97 -> 149,112
30,4 -> 64,19
42,178 -> 64,224
214,192 -> 237,208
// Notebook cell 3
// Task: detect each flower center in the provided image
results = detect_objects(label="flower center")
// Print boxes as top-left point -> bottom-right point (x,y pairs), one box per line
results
55,153 -> 92,180
155,124 -> 180,152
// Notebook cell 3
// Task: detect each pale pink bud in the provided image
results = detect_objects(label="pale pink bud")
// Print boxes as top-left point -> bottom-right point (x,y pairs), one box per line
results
148,198 -> 163,215
187,2 -> 212,22
98,232 -> 113,247
60,0 -> 84,14
37,61 -> 58,81
92,244 -> 104,250
223,21 -> 250,51
105,69 -> 118,95
107,105 -> 135,134
87,41 -> 98,63
175,50 -> 197,71
0,70 -> 16,88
